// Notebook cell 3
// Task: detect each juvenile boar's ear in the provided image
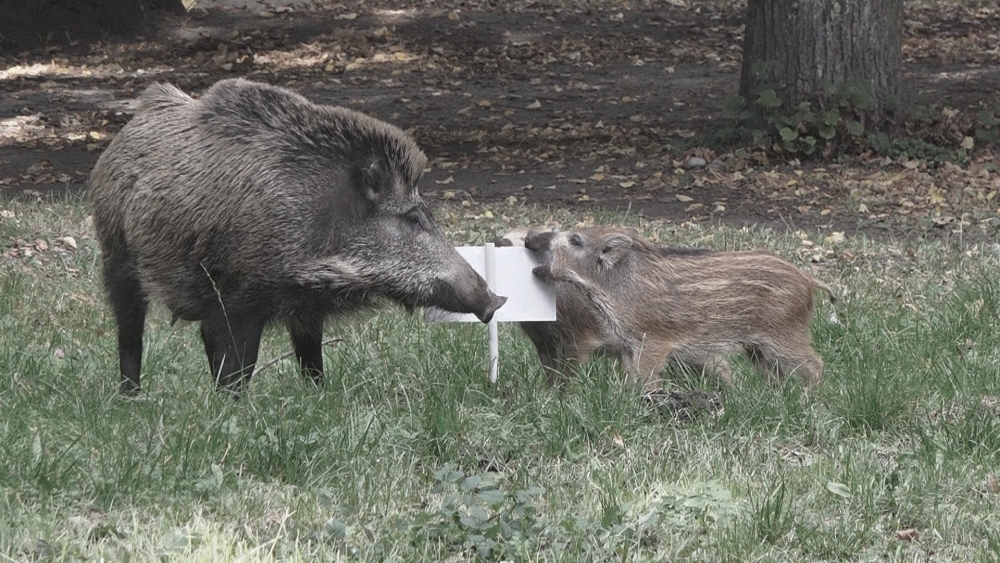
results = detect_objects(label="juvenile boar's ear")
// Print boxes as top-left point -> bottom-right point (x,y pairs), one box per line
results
359,159 -> 387,202
599,234 -> 633,270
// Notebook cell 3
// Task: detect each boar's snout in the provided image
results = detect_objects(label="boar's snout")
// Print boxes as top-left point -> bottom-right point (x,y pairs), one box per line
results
478,293 -> 508,323
524,230 -> 558,253
430,265 -> 508,323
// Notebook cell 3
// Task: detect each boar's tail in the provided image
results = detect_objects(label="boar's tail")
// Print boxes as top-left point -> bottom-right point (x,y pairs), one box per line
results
813,279 -> 838,304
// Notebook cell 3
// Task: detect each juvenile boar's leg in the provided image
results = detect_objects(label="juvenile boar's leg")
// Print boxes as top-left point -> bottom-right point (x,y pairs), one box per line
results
628,340 -> 672,394
672,354 -> 734,386
288,318 -> 324,385
104,256 -> 147,395
747,341 -> 824,387
200,308 -> 266,393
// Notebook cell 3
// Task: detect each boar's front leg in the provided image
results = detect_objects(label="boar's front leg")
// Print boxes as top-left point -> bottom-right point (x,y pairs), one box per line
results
628,339 -> 674,394
200,304 -> 266,394
288,316 -> 324,386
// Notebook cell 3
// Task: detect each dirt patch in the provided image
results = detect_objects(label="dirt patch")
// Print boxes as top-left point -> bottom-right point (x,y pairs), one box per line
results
2,1 -> 999,241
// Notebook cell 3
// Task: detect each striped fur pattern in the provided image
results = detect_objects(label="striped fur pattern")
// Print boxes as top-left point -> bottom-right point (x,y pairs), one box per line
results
522,227 -> 835,393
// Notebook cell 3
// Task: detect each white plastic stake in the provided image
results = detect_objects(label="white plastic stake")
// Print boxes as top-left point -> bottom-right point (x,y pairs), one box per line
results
423,244 -> 556,384
484,242 -> 499,383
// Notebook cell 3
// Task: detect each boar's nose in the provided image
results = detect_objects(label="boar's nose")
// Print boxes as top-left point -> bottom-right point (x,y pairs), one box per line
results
524,230 -> 558,253
476,293 -> 508,323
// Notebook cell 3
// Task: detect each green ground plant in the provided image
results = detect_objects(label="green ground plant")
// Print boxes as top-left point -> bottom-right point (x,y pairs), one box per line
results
1,194 -> 1000,560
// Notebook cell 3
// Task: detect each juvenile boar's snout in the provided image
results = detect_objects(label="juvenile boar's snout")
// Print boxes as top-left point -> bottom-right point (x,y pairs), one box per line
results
524,230 -> 558,253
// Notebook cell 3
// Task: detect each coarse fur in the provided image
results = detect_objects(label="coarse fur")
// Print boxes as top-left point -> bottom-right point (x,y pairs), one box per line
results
90,78 -> 505,395
523,227 -> 835,393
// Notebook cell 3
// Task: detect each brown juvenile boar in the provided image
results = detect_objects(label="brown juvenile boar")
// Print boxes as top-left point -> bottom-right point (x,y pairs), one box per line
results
523,227 -> 836,392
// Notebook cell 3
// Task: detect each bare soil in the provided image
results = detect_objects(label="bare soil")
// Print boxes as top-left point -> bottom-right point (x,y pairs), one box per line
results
2,1 -> 1000,241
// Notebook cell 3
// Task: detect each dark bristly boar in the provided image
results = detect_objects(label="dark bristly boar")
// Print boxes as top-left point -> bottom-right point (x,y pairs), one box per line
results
522,227 -> 835,393
89,78 -> 506,395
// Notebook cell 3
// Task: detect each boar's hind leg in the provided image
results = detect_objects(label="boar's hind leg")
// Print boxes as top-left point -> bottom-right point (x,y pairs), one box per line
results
104,255 -> 147,395
200,307 -> 266,394
288,317 -> 324,386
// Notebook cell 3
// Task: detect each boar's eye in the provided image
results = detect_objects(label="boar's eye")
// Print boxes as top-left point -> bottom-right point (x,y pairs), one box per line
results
404,208 -> 426,228
569,234 -> 583,247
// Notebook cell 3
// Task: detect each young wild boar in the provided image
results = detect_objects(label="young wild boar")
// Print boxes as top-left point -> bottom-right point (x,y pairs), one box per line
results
522,227 -> 835,393
89,78 -> 506,395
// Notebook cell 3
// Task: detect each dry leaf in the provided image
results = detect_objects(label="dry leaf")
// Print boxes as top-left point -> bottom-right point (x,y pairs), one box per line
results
988,473 -> 1000,494
676,194 -> 693,202
619,181 -> 635,188
526,99 -> 542,109
824,232 -> 845,245
435,176 -> 455,185
895,528 -> 919,542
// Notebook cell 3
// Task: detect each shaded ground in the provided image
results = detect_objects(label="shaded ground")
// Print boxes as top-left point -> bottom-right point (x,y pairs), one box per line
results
2,0 -> 1000,241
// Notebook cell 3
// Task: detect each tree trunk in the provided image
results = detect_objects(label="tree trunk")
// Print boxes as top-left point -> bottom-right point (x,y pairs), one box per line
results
0,0 -> 185,52
740,0 -> 903,123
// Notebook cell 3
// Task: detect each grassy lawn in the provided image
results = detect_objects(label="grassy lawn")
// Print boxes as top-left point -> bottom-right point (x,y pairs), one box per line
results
2,194 -> 1000,561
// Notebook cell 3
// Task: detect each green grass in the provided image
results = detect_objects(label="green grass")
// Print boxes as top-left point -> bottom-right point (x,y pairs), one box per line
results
3,194 -> 1000,561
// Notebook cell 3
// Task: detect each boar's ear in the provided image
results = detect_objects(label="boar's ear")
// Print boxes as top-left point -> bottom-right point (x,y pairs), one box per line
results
358,159 -> 388,202
599,234 -> 633,270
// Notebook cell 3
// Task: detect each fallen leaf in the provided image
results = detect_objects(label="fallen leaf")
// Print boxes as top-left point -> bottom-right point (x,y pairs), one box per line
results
612,432 -> 625,448
825,481 -> 851,498
676,194 -> 693,202
895,528 -> 919,542
858,203 -> 869,213
988,473 -> 1000,494
526,99 -> 542,109
824,232 -> 845,245
58,236 -> 77,249
435,176 -> 455,185
618,181 -> 635,188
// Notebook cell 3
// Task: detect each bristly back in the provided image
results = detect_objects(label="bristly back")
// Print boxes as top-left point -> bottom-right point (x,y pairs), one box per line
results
195,78 -> 427,188
625,235 -> 713,258
137,82 -> 192,114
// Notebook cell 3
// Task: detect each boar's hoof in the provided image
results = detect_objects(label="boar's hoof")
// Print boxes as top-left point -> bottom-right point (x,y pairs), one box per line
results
532,264 -> 553,280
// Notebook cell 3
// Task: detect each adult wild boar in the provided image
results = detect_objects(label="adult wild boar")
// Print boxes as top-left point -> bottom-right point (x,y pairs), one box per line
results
523,227 -> 835,393
89,78 -> 506,394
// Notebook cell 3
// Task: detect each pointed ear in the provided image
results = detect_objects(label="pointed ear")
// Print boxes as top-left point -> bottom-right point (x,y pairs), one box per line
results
359,159 -> 387,203
599,234 -> 632,270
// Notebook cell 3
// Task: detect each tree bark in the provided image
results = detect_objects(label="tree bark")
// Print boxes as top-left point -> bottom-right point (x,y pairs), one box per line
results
740,0 -> 903,123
